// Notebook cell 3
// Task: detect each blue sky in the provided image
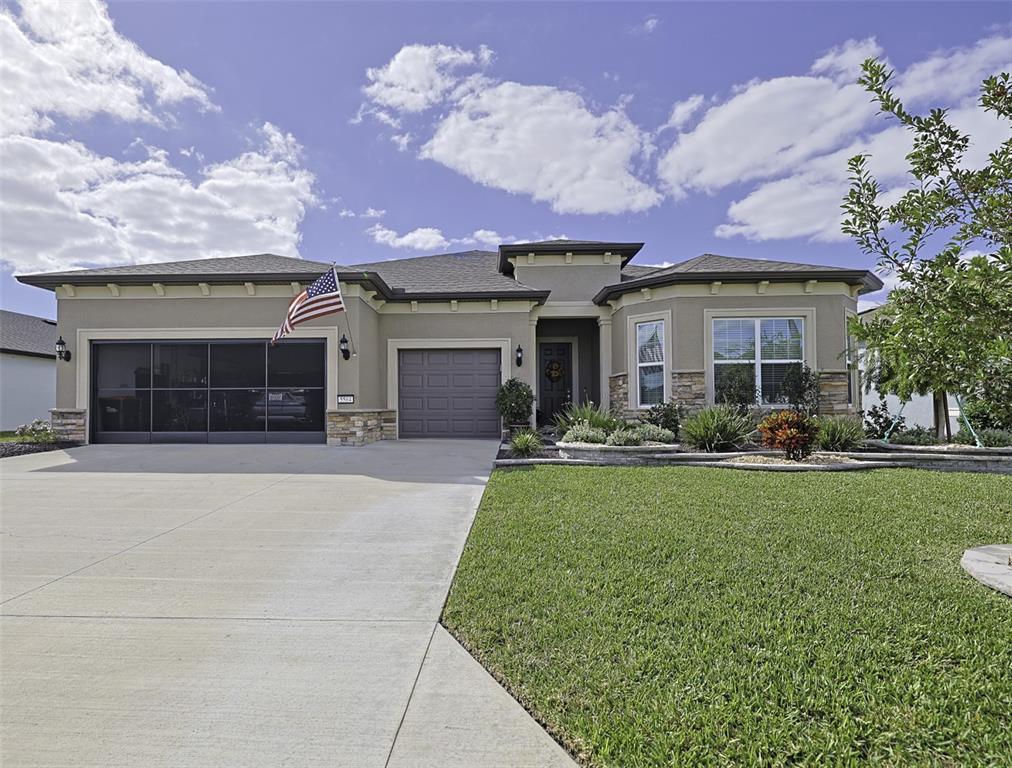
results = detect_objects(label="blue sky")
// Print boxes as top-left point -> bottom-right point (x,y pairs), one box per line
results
2,1 -> 1009,319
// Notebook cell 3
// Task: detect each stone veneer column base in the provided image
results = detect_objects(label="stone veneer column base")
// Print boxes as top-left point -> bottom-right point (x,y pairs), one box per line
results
608,374 -> 634,420
671,371 -> 707,415
326,409 -> 397,446
50,408 -> 86,444
817,372 -> 854,415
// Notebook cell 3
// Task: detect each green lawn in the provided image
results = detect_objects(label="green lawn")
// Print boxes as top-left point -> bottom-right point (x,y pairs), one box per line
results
443,467 -> 1012,767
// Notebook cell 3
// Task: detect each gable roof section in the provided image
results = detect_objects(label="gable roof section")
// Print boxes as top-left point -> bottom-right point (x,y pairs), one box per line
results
1,310 -> 58,358
17,251 -> 550,303
351,251 -> 545,298
498,239 -> 644,272
594,253 -> 883,303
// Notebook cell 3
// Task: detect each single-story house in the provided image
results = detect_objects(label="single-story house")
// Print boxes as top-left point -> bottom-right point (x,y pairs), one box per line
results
16,240 -> 881,445
0,309 -> 58,431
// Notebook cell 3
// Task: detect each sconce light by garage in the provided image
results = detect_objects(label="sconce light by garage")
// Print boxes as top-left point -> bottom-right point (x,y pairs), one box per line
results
339,334 -> 351,361
56,336 -> 71,362
515,344 -> 523,367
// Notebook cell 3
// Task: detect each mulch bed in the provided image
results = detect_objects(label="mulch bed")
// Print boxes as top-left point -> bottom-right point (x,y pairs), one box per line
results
0,442 -> 79,459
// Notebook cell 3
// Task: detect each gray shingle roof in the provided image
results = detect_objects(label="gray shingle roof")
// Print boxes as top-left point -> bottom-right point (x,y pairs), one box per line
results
620,263 -> 661,280
594,253 -> 883,302
352,250 -> 543,294
18,253 -> 339,282
1,310 -> 58,358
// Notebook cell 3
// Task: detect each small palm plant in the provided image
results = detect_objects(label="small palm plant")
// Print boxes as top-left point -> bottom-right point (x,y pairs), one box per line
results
509,430 -> 543,458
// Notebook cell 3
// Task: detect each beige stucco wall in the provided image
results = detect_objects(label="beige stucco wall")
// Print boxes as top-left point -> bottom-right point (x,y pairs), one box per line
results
512,264 -> 621,301
1,352 -> 56,429
611,289 -> 856,375
53,294 -> 351,409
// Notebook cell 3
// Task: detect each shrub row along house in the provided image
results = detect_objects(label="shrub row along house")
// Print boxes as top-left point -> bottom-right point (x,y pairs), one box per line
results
17,240 -> 881,445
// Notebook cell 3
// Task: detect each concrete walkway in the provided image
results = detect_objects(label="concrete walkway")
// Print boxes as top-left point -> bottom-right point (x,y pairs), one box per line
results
1,442 -> 574,767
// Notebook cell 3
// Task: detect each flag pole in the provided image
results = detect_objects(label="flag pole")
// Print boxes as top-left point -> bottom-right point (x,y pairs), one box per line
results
334,264 -> 357,357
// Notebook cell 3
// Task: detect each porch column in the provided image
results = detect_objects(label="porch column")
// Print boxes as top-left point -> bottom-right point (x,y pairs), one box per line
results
527,314 -> 539,426
598,315 -> 612,410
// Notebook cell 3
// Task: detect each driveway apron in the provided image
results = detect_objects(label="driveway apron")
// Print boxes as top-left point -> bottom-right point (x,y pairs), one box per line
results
0,442 -> 574,767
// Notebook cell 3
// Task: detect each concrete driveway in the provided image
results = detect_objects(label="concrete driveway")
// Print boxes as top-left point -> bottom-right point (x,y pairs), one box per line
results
1,442 -> 574,768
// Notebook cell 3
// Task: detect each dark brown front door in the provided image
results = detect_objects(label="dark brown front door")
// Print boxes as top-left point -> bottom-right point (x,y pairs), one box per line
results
538,342 -> 572,425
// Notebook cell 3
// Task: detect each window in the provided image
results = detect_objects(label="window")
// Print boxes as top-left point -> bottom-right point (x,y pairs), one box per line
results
713,318 -> 804,404
636,320 -> 665,407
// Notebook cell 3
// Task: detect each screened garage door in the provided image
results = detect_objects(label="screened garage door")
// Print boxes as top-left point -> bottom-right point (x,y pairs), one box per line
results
91,339 -> 326,444
398,349 -> 501,438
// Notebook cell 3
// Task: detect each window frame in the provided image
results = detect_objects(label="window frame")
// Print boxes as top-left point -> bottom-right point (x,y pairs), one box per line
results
708,312 -> 811,406
626,310 -> 671,410
635,319 -> 666,409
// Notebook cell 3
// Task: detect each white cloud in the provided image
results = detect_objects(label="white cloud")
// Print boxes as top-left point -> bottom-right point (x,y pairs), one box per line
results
895,33 -> 1012,105
359,44 -> 660,215
362,43 -> 486,114
338,206 -> 386,220
422,82 -> 660,214
657,75 -> 874,198
661,94 -> 705,132
1,123 -> 318,274
366,223 -> 449,250
0,0 -> 215,137
810,37 -> 885,83
635,16 -> 660,34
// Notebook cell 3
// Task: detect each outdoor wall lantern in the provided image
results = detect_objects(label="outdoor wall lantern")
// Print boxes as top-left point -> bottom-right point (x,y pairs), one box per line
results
55,336 -> 71,362
515,344 -> 524,367
339,334 -> 351,361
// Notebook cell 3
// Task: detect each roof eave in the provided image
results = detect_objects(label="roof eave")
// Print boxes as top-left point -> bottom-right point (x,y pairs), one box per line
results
592,270 -> 884,304
0,347 -> 57,360
497,242 -> 644,272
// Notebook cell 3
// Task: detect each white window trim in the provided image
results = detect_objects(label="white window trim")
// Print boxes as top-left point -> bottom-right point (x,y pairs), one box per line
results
626,310 -> 671,409
703,308 -> 816,405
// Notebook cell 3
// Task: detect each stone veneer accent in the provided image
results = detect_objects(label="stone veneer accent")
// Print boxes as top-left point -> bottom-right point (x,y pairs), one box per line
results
817,371 -> 854,415
671,371 -> 707,415
326,409 -> 397,446
50,408 -> 87,444
608,373 -> 635,420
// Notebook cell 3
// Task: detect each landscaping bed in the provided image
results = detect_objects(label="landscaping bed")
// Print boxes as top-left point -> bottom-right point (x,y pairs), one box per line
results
443,466 -> 1012,767
0,441 -> 77,459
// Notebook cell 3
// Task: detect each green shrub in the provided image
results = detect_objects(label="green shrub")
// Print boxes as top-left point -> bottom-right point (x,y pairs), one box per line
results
890,426 -> 938,445
561,421 -> 607,444
509,430 -> 543,457
960,398 -> 1012,431
816,415 -> 866,451
554,402 -> 620,434
638,400 -> 681,433
634,423 -> 677,444
682,405 -> 755,452
496,378 -> 534,426
953,427 -> 1012,447
758,409 -> 820,460
606,428 -> 644,446
13,419 -> 54,443
863,395 -> 905,439
779,364 -> 820,415
715,365 -> 758,408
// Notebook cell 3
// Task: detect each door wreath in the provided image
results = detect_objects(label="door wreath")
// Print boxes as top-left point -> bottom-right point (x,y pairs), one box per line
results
545,360 -> 565,382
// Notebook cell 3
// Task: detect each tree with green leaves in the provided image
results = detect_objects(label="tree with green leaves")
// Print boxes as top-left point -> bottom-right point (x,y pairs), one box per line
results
843,62 -> 1012,441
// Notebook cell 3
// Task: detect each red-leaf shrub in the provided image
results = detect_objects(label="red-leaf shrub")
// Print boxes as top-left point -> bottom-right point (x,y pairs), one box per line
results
758,410 -> 819,461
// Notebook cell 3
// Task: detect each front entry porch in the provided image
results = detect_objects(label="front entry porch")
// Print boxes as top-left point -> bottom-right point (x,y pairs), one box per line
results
534,318 -> 601,426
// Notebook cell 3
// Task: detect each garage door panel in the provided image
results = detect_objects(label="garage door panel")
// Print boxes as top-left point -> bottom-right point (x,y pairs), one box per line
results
398,348 -> 501,438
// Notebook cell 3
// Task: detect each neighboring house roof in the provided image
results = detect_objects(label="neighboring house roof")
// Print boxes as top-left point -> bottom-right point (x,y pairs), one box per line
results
0,310 -> 57,359
593,253 -> 883,303
497,239 -> 644,272
620,263 -> 661,280
351,250 -> 544,296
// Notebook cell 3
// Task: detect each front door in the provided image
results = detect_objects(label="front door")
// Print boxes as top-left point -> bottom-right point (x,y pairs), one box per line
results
538,342 -> 572,425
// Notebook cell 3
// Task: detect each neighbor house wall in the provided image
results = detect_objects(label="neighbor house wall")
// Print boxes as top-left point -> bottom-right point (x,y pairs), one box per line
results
0,352 -> 56,430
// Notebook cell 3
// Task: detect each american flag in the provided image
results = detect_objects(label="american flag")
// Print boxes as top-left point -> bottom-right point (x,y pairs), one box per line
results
272,267 -> 345,344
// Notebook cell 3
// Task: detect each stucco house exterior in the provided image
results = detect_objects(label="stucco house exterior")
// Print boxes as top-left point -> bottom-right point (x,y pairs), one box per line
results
0,310 -> 58,430
17,240 -> 881,445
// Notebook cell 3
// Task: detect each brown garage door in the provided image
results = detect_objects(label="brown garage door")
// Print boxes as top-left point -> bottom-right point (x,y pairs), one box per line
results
398,348 -> 501,437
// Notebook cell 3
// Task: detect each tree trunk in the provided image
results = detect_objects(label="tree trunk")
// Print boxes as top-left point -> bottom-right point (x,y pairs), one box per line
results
933,391 -> 950,442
